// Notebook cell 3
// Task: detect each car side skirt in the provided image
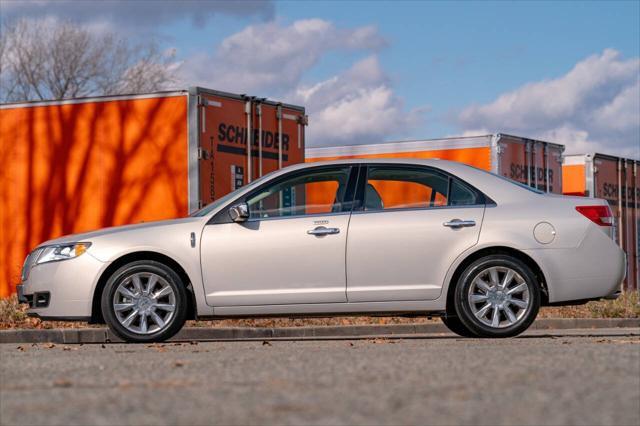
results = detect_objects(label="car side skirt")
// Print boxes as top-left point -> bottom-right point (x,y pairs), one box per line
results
209,299 -> 448,317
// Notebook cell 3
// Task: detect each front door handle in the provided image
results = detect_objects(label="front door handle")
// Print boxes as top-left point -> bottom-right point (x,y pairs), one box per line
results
307,226 -> 340,236
443,219 -> 476,228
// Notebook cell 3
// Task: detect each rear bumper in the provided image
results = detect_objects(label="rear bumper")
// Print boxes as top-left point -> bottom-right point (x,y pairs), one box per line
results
524,224 -> 626,304
604,290 -> 622,300
546,290 -> 622,306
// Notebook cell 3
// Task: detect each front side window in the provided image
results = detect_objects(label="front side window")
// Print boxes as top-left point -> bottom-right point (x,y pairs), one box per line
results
246,167 -> 352,219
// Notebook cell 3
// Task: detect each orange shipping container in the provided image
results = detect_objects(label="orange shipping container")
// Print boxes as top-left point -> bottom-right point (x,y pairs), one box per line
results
563,154 -> 639,291
307,134 -> 565,192
0,87 -> 307,297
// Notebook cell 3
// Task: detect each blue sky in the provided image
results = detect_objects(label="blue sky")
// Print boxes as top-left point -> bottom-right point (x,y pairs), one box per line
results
2,0 -> 639,157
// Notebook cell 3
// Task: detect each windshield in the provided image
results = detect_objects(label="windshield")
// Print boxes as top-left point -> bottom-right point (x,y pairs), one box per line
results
190,170 -> 278,217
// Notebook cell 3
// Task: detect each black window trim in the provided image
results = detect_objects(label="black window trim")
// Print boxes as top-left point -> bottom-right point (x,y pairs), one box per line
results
352,163 -> 494,214
208,164 -> 360,225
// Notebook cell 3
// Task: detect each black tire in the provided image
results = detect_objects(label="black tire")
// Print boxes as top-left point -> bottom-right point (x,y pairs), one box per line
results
441,315 -> 477,337
453,255 -> 540,338
101,260 -> 188,343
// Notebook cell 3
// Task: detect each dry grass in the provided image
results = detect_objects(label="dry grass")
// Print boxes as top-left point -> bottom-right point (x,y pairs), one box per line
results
1,291 -> 638,330
539,291 -> 640,319
0,295 -> 90,330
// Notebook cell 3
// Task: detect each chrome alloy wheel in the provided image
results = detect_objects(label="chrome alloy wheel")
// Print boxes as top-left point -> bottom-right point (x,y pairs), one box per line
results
467,266 -> 530,329
112,272 -> 176,335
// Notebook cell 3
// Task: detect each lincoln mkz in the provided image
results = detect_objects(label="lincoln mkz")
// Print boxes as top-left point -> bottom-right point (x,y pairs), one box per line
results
18,159 -> 625,342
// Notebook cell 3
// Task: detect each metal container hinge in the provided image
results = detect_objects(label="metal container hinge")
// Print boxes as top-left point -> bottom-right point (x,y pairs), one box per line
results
198,147 -> 210,160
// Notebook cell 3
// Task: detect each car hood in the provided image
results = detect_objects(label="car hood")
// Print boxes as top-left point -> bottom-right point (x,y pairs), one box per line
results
37,217 -> 204,247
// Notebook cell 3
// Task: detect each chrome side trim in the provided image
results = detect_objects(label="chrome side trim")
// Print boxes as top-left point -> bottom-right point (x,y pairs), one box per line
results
245,211 -> 352,224
351,204 -> 487,216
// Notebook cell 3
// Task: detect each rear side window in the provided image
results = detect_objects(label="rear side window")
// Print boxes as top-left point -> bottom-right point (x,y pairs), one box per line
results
364,167 -> 450,211
361,166 -> 485,211
449,179 -> 481,206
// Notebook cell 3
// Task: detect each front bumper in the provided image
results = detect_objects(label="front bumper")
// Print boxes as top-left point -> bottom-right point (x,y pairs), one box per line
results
19,251 -> 108,320
16,285 -> 50,308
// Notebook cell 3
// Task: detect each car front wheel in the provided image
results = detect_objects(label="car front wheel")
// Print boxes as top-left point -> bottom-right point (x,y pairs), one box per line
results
454,255 -> 540,338
101,260 -> 188,343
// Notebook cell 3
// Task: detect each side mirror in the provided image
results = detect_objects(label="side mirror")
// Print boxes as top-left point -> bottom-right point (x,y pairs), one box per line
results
229,202 -> 250,223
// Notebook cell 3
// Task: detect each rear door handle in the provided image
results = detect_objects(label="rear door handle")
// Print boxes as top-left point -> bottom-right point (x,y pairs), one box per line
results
307,226 -> 340,236
443,219 -> 476,228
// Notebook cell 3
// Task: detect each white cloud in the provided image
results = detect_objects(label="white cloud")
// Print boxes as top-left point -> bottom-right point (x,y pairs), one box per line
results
179,19 -> 420,146
292,56 -> 423,146
457,49 -> 640,158
0,0 -> 274,27
179,19 -> 386,94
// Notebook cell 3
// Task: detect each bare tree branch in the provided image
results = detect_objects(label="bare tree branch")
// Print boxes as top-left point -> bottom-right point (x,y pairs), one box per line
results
0,19 -> 176,102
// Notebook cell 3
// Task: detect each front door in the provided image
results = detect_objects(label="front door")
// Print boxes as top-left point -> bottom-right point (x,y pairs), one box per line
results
201,165 -> 357,306
346,165 -> 485,302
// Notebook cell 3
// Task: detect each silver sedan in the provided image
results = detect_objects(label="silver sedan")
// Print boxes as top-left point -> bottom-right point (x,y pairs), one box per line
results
18,159 -> 626,342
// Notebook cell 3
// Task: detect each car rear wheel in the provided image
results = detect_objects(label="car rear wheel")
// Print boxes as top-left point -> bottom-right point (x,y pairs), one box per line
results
101,260 -> 188,343
441,315 -> 477,337
453,255 -> 540,338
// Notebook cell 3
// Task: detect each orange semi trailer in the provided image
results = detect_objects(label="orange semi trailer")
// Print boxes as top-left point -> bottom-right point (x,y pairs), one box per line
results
0,87 -> 307,297
563,154 -> 639,291
307,134 -> 565,193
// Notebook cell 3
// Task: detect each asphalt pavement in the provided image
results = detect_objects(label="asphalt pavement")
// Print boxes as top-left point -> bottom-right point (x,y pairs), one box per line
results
1,328 -> 638,426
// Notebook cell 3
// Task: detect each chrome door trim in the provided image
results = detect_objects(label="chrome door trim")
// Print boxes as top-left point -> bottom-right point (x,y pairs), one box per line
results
443,219 -> 477,228
307,226 -> 340,236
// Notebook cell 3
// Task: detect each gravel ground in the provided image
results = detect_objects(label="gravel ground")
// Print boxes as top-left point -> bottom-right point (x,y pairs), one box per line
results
1,329 -> 638,426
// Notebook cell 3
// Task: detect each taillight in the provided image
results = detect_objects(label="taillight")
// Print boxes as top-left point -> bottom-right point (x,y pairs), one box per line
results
575,205 -> 613,226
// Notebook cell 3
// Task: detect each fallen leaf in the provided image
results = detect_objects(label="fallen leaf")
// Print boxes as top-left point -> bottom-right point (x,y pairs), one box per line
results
369,338 -> 394,344
174,361 -> 186,367
262,341 -> 272,346
53,379 -> 72,388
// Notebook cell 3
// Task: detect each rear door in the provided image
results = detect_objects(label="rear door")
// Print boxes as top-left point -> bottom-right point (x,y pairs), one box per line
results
346,165 -> 485,302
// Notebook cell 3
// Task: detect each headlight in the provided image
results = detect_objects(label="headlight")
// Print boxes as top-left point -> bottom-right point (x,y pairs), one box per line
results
36,243 -> 92,265
21,248 -> 43,281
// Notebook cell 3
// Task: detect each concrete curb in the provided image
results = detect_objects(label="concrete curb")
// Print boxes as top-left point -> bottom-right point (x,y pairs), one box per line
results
1,318 -> 638,344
